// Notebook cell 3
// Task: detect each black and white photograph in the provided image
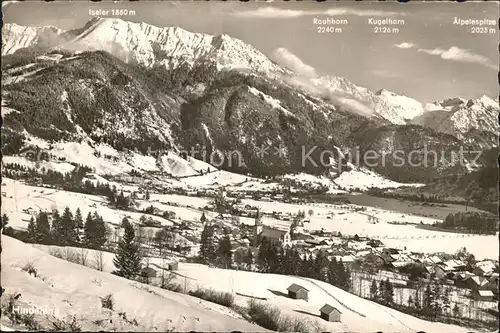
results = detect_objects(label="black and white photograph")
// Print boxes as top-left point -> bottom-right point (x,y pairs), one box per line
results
1,0 -> 498,332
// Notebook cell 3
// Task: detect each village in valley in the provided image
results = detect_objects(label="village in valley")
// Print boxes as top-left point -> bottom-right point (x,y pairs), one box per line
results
1,155 -> 498,332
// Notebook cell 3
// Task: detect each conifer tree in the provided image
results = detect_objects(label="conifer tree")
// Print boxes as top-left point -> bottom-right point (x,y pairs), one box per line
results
431,283 -> 443,316
61,206 -> 77,245
441,286 -> 451,315
291,248 -> 302,275
335,260 -> 351,291
74,208 -> 84,236
27,216 -> 36,242
93,212 -> 107,249
1,213 -> 9,233
370,280 -> 378,300
382,279 -> 394,305
313,250 -> 329,281
51,209 -> 63,245
83,211 -> 107,249
257,237 -> 281,272
112,218 -> 142,279
327,257 -> 339,285
217,234 -> 232,268
244,248 -> 254,266
83,212 -> 93,247
36,211 -> 51,243
200,223 -> 217,263
452,303 -> 460,317
299,253 -> 313,277
285,247 -> 302,276
423,285 -> 433,316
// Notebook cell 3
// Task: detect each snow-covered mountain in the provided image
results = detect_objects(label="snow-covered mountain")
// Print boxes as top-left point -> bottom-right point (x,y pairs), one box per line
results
375,89 -> 428,120
3,18 -> 496,131
2,17 -> 497,183
411,95 -> 499,146
307,76 -> 428,125
1,23 -> 66,55
3,18 -> 285,74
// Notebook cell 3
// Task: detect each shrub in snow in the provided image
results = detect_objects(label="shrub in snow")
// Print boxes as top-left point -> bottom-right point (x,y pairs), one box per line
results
22,262 -> 38,277
92,251 -> 105,271
1,293 -> 22,323
0,293 -> 40,330
101,294 -> 114,310
188,287 -> 235,307
158,271 -> 183,293
51,315 -> 82,332
21,313 -> 40,330
247,299 -> 313,332
247,299 -> 281,331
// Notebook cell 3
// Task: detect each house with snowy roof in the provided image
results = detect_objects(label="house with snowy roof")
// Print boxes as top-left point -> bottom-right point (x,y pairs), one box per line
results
474,260 -> 496,276
471,289 -> 495,301
256,225 -> 291,247
464,276 -> 490,291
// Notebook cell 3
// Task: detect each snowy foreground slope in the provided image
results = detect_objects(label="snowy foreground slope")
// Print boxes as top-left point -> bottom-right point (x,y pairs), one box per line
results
31,244 -> 477,333
0,236 -> 267,332
174,265 -> 477,333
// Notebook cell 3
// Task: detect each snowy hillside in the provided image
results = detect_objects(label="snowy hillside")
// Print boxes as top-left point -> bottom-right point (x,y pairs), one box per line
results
1,236 -> 267,332
1,23 -> 66,55
174,264 -> 475,333
375,89 -> 427,120
333,168 -> 425,191
309,76 -> 429,125
411,95 -> 499,145
2,17 -> 285,74
4,131 -> 218,178
10,238 -> 479,333
2,17 -> 497,184
3,18 -> 495,131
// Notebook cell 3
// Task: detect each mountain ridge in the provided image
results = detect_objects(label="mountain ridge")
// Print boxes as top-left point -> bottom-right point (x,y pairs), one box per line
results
1,18 -> 498,187
3,18 -> 497,130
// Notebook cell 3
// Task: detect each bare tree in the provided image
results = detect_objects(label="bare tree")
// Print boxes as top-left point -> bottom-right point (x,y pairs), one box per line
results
63,247 -> 79,264
154,228 -> 174,256
79,248 -> 89,267
93,250 -> 104,271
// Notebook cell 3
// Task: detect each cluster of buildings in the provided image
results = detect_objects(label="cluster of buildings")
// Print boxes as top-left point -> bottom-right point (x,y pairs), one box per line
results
291,233 -> 499,301
123,185 -> 499,305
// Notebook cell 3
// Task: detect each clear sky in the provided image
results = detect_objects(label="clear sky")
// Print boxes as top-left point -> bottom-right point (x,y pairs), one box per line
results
3,0 -> 498,102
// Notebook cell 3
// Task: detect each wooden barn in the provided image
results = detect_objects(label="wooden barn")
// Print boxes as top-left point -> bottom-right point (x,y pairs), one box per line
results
286,283 -> 309,301
167,261 -> 179,271
319,304 -> 341,322
140,266 -> 158,278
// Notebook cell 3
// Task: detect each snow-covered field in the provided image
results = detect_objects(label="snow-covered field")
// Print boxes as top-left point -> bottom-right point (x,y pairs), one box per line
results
173,264 -> 478,333
346,194 -> 484,220
4,139 -> 219,179
23,242 -> 481,333
237,199 -> 498,260
0,178 -> 173,230
2,155 -> 76,174
1,236 -> 267,332
3,177 -> 497,260
334,168 -> 425,191
181,170 -> 248,187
